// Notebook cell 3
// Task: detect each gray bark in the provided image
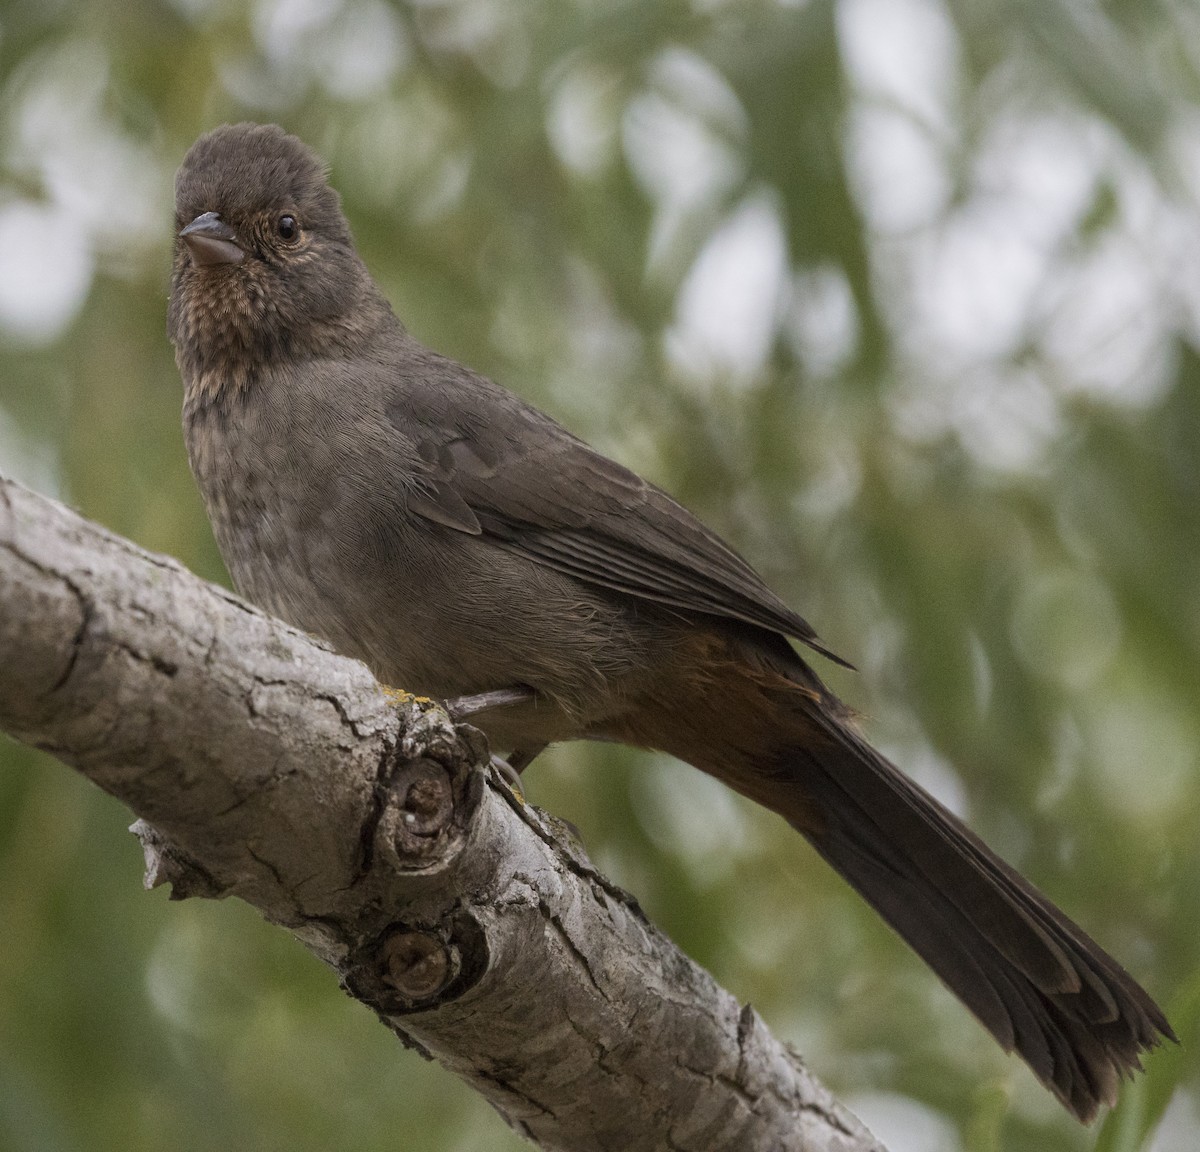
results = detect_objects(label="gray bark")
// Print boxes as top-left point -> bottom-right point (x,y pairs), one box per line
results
0,474 -> 885,1152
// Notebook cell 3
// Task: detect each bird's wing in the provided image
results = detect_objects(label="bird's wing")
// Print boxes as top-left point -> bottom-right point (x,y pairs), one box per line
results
387,366 -> 848,666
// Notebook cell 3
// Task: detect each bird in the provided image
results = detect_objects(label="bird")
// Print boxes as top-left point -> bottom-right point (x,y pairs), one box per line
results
168,121 -> 1172,1122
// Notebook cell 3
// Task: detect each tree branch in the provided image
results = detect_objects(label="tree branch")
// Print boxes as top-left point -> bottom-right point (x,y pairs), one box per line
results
0,474 -> 884,1152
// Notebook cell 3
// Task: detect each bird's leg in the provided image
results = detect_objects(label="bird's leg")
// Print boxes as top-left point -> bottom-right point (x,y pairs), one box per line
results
506,745 -> 547,774
446,685 -> 536,718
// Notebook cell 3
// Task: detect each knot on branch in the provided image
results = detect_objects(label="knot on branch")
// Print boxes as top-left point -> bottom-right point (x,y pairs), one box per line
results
382,929 -> 456,998
346,912 -> 489,1014
366,699 -> 487,876
372,752 -> 483,872
392,758 -> 455,844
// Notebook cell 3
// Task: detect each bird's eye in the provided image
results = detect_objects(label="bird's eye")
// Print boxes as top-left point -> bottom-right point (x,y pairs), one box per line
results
277,215 -> 299,241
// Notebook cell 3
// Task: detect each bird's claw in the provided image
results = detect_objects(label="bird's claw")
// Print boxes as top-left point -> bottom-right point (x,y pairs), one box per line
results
490,755 -> 526,804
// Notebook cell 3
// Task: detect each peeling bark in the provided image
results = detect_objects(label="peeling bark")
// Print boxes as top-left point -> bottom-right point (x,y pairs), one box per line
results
0,474 -> 885,1152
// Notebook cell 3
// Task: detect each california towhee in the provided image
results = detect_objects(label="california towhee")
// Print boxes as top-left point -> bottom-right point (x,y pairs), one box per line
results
168,122 -> 1171,1121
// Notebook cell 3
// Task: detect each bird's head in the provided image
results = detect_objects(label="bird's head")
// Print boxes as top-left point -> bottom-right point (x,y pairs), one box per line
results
168,123 -> 382,398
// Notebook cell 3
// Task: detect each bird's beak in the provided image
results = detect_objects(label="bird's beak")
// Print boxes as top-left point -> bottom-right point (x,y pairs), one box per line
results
179,212 -> 245,267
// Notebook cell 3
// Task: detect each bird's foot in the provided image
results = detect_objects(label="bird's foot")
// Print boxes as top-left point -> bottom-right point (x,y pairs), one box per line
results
490,755 -> 527,804
486,740 -> 550,807
441,687 -> 550,799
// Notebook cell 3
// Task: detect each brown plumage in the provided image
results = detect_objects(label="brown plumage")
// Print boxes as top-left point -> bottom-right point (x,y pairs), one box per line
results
169,122 -> 1173,1122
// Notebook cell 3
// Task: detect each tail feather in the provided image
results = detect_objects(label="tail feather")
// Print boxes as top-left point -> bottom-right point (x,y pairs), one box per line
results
775,709 -> 1173,1122
618,631 -> 1172,1120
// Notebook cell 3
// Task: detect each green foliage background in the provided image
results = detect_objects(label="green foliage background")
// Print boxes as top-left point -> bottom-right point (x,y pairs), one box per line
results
0,1 -> 1197,1149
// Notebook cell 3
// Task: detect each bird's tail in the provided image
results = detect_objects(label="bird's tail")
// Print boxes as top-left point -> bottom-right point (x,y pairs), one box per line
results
635,636 -> 1175,1123
762,699 -> 1171,1121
